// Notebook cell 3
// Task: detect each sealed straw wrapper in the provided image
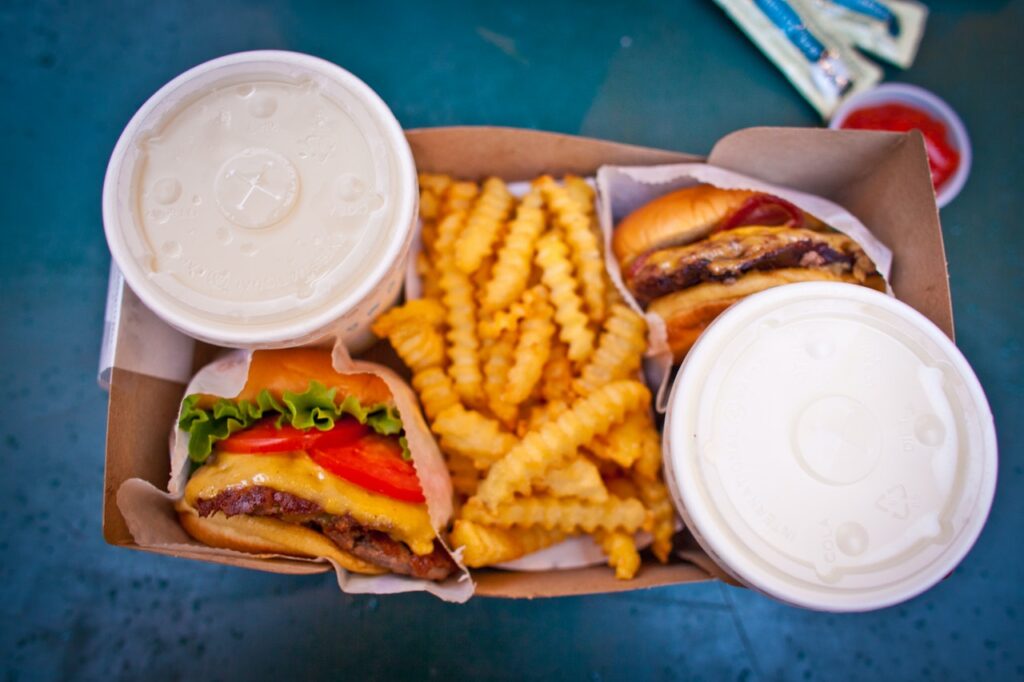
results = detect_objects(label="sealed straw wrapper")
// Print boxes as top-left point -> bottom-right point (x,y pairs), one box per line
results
715,0 -> 881,118
808,0 -> 927,68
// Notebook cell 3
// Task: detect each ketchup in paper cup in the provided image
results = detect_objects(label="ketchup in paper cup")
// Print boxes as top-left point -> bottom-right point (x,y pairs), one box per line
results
830,84 -> 971,208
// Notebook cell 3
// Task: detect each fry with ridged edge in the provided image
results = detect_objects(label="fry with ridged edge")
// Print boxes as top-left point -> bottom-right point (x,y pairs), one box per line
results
455,177 -> 513,275
450,520 -> 566,567
372,299 -> 446,372
483,328 -> 519,428
432,405 -> 516,470
411,367 -> 460,422
535,231 -> 594,363
631,411 -> 664,481
634,473 -> 674,564
534,457 -> 608,502
447,454 -> 479,497
539,340 -> 574,404
505,287 -> 555,405
474,380 -> 651,509
563,175 -> 595,215
462,495 -> 649,534
538,175 -> 606,323
482,189 -> 546,312
587,410 -> 650,469
574,303 -> 647,395
597,530 -> 641,579
440,264 -> 484,406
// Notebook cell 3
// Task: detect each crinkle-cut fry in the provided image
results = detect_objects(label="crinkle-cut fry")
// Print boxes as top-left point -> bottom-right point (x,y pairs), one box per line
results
462,495 -> 649,534
475,380 -> 651,508
434,210 -> 468,257
534,457 -> 608,502
441,180 -> 479,216
538,176 -> 606,323
563,175 -> 596,216
505,288 -> 555,405
440,264 -> 484,406
540,340 -> 575,404
587,409 -> 650,469
574,304 -> 648,395
447,454 -> 479,497
483,329 -> 519,428
521,399 -> 567,437
432,405 -> 516,471
481,190 -> 546,312
631,411 -> 664,481
604,476 -> 640,500
411,366 -> 461,421
535,231 -> 594,363
455,177 -> 513,275
372,300 -> 446,374
596,530 -> 641,580
372,299 -> 445,335
420,188 -> 442,223
479,297 -> 528,340
634,473 -> 675,564
419,172 -> 453,198
450,520 -> 566,567
417,252 -> 443,301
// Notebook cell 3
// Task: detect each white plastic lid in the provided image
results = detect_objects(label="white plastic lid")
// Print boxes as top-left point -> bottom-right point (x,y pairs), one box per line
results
664,283 -> 997,611
103,51 -> 416,346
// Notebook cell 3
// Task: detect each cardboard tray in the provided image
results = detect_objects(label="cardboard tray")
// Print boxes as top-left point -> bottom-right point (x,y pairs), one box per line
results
101,125 -> 952,598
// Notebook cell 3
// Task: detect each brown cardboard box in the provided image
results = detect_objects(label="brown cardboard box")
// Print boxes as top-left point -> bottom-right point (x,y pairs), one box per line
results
102,125 -> 951,598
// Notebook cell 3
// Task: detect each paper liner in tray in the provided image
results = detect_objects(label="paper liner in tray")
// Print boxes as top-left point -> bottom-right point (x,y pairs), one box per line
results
116,342 -> 474,603
595,163 -> 894,413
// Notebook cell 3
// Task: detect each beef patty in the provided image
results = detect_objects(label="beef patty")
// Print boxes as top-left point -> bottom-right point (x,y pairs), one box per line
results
195,486 -> 456,581
625,226 -> 876,304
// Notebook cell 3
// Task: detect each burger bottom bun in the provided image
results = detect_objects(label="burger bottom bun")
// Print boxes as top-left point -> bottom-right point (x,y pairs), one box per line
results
649,268 -> 887,361
177,505 -> 387,575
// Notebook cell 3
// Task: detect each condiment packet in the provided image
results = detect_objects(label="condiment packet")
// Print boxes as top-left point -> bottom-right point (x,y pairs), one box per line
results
715,0 -> 882,118
116,340 -> 474,603
806,0 -> 927,69
595,162 -> 894,413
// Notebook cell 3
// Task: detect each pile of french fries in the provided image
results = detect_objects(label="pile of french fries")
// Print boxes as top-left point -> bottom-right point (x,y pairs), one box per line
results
372,173 -> 674,579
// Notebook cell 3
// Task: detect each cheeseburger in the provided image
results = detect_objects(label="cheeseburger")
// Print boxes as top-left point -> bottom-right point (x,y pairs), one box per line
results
175,348 -> 457,581
613,185 -> 885,360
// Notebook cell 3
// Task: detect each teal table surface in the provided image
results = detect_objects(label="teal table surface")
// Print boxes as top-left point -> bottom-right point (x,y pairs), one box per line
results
2,1 -> 1021,680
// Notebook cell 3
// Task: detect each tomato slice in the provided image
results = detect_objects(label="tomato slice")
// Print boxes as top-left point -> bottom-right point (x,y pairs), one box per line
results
310,435 -> 425,504
218,417 -> 370,453
716,194 -> 803,232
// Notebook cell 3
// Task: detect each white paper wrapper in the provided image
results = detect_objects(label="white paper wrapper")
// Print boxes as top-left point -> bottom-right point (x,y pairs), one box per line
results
595,162 -> 894,413
117,340 -> 474,603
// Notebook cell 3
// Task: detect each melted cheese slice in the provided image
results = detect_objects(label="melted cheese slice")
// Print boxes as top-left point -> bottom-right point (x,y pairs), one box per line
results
185,452 -> 436,556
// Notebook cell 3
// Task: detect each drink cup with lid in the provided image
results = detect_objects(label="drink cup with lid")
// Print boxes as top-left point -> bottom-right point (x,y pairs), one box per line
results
663,282 -> 997,611
103,51 -> 417,349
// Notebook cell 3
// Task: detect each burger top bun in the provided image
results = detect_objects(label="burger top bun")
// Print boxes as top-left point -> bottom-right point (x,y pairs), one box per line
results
236,348 -> 394,406
612,185 -> 759,267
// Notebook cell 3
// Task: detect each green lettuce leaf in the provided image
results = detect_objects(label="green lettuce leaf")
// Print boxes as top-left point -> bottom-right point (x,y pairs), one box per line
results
178,381 -> 406,464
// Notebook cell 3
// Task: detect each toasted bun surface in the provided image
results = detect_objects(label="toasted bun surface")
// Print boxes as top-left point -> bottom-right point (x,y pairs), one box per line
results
234,348 -> 393,405
612,185 -> 759,266
177,504 -> 387,575
649,269 -> 886,361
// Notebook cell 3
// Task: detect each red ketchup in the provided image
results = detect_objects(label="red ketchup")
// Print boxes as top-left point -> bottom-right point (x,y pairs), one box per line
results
841,103 -> 961,191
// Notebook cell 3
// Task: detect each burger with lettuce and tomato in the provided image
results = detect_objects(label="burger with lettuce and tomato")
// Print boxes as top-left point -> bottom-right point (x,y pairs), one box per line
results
174,349 -> 457,581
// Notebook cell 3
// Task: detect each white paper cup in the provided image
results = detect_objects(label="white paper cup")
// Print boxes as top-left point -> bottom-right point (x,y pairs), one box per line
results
663,283 -> 997,611
103,51 -> 417,350
830,83 -> 971,208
